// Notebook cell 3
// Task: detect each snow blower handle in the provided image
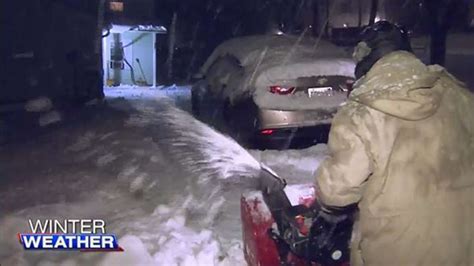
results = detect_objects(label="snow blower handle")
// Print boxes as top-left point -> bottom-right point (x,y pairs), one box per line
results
258,164 -> 293,213
258,164 -> 287,194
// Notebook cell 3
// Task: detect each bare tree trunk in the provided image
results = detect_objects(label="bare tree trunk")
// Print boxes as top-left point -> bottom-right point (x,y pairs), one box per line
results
369,0 -> 379,25
166,12 -> 177,81
425,0 -> 456,66
95,0 -> 106,98
186,21 -> 201,81
325,0 -> 330,36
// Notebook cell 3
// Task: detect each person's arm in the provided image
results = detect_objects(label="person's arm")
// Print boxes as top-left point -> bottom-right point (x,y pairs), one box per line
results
315,111 -> 373,208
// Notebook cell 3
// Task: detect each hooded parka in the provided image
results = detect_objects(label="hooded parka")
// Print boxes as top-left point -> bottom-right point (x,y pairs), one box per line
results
315,51 -> 474,266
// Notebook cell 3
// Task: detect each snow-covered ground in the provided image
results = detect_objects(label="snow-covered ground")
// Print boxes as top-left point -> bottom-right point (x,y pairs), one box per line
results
0,86 -> 327,265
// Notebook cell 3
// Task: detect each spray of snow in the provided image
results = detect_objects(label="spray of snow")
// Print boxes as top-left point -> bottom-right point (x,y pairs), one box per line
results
112,86 -> 261,183
250,144 -> 328,184
155,103 -> 262,182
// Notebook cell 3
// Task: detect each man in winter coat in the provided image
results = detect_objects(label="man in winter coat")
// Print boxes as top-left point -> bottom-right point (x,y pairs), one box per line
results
315,21 -> 474,265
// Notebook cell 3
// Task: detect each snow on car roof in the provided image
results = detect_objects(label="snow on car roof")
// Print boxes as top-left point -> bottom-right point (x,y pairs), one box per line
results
198,34 -> 355,112
198,34 -> 351,75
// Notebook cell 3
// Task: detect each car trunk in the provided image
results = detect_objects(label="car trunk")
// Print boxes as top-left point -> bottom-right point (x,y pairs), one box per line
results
252,58 -> 355,110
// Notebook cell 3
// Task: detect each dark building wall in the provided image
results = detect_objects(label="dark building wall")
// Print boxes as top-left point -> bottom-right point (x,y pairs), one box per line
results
106,0 -> 156,26
0,0 -> 103,104
153,0 -> 278,84
124,0 -> 155,22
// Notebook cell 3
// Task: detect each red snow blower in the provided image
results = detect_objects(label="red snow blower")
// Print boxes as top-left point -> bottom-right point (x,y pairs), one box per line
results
241,165 -> 354,266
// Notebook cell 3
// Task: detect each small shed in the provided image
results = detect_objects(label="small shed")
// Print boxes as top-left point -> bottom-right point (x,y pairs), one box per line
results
102,24 -> 167,87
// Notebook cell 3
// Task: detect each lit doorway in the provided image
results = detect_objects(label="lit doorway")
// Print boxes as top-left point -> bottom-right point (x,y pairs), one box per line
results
102,24 -> 166,87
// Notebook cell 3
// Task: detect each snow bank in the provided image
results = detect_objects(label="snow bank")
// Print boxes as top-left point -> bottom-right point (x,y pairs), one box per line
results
0,216 -> 26,265
1,195 -> 244,266
39,110 -> 62,127
100,197 -> 245,266
104,85 -> 190,102
105,85 -> 191,112
25,96 -> 53,112
100,235 -> 154,265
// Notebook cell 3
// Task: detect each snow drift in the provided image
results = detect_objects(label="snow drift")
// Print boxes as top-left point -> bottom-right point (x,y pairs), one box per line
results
25,96 -> 53,112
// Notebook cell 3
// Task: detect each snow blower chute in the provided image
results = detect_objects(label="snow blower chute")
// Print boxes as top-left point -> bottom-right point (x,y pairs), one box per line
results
241,165 -> 355,266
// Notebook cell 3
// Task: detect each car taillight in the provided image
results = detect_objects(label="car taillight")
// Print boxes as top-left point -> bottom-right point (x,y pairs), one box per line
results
260,129 -> 274,135
269,86 -> 295,95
